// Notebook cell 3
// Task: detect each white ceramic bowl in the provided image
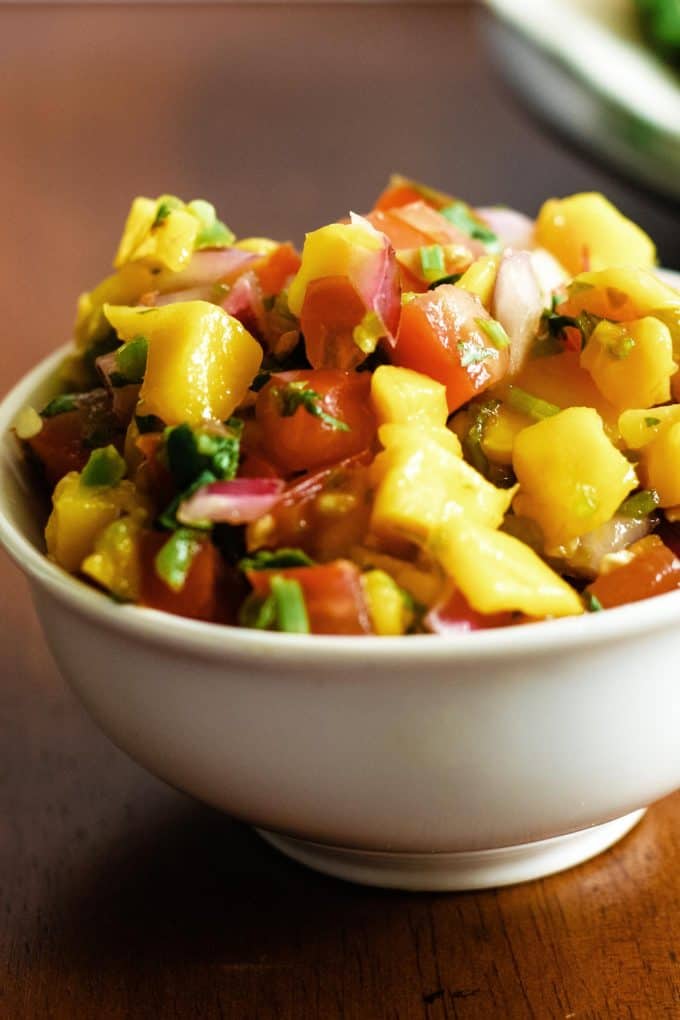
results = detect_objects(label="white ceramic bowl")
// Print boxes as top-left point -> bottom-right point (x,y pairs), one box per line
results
2,346 -> 680,891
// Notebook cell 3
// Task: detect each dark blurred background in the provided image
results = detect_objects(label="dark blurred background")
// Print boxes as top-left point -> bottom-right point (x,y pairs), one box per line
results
2,1 -> 679,385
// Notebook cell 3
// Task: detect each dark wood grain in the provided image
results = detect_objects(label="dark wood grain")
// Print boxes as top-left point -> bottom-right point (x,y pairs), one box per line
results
2,5 -> 680,1019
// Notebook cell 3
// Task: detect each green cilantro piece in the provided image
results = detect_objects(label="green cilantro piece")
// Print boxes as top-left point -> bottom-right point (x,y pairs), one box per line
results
165,424 -> 205,488
618,489 -> 660,518
419,244 -> 446,283
154,528 -> 203,592
135,413 -> 165,434
158,469 -> 216,531
152,197 -> 182,229
439,202 -> 500,250
240,548 -> 314,572
507,386 -> 560,421
645,416 -> 662,427
476,317 -> 510,349
115,335 -> 148,384
41,394 -> 78,418
80,445 -> 126,488
585,592 -> 604,613
457,342 -> 491,368
158,421 -> 243,530
270,575 -> 310,634
427,273 -> 462,290
195,219 -> 235,250
273,381 -> 350,432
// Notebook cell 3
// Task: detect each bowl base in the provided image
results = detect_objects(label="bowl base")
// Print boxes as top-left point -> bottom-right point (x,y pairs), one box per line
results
256,809 -> 646,891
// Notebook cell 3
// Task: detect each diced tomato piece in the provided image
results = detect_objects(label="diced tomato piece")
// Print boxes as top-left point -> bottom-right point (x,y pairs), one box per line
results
134,433 -> 176,511
26,411 -> 92,487
248,455 -> 372,561
373,183 -> 428,212
392,285 -> 509,412
255,370 -> 376,475
139,531 -> 224,622
300,276 -> 374,370
238,450 -> 282,480
365,208 -> 434,252
425,588 -> 515,633
585,535 -> 680,609
247,560 -> 373,635
254,242 -> 301,296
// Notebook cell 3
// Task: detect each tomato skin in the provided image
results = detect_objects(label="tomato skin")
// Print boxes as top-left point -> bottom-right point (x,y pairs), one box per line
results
586,535 -> 680,609
425,588 -> 515,633
373,184 -> 428,212
392,285 -> 509,412
26,411 -> 92,487
134,433 -> 177,511
255,370 -> 376,475
254,243 -> 301,296
248,454 -> 372,562
300,276 -> 371,370
247,560 -> 373,635
139,531 -> 225,622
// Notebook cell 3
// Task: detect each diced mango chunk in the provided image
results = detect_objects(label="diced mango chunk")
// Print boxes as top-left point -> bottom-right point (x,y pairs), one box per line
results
618,405 -> 680,449
481,405 -> 532,465
509,351 -> 619,433
513,407 -> 637,550
580,317 -> 676,411
114,195 -> 200,272
105,302 -> 262,426
81,515 -> 145,601
562,267 -> 679,323
377,422 -> 462,457
430,517 -> 583,617
45,473 -> 147,573
371,437 -> 515,543
351,546 -> 445,607
641,423 -> 680,507
535,193 -> 656,275
287,222 -> 383,317
371,365 -> 448,428
455,255 -> 500,308
361,569 -> 413,635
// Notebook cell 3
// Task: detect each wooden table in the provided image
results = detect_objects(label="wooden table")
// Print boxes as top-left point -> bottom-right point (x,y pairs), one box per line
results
2,5 -> 680,1018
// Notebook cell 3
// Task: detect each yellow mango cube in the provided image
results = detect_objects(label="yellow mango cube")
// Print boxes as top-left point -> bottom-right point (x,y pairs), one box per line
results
351,546 -> 445,607
455,254 -> 500,308
535,193 -> 656,275
580,317 -> 676,411
105,302 -> 262,426
377,423 -> 462,457
509,350 -> 619,433
641,423 -> 680,507
430,517 -> 583,617
287,221 -> 383,316
513,407 -> 637,550
371,438 -> 515,543
371,365 -> 448,428
481,405 -> 532,465
618,406 -> 680,449
562,267 -> 679,324
361,569 -> 413,635
81,515 -> 145,601
114,195 -> 199,272
45,473 -> 146,574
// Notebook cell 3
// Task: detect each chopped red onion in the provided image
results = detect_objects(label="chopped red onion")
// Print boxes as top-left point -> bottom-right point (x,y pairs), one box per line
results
492,251 -> 543,377
177,477 -> 285,526
221,270 -> 266,336
157,248 -> 258,292
475,206 -> 535,250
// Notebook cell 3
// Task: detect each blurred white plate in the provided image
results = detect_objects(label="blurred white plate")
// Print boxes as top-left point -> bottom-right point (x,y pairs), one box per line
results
486,0 -> 680,201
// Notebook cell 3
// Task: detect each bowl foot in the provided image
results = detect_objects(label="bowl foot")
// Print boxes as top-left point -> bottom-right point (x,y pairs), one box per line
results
256,809 -> 646,891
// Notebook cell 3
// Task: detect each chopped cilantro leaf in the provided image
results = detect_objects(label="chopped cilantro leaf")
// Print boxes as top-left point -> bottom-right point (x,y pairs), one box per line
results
273,381 -> 350,432
439,202 -> 500,250
618,489 -> 660,518
645,416 -> 661,428
41,394 -> 78,418
240,548 -> 314,572
585,593 -> 603,612
476,317 -> 510,349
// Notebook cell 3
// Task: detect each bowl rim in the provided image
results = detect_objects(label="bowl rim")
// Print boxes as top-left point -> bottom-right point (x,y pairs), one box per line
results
2,340 -> 680,668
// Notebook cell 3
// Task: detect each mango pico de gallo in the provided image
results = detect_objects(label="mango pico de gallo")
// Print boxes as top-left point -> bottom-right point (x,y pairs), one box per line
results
15,177 -> 680,635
